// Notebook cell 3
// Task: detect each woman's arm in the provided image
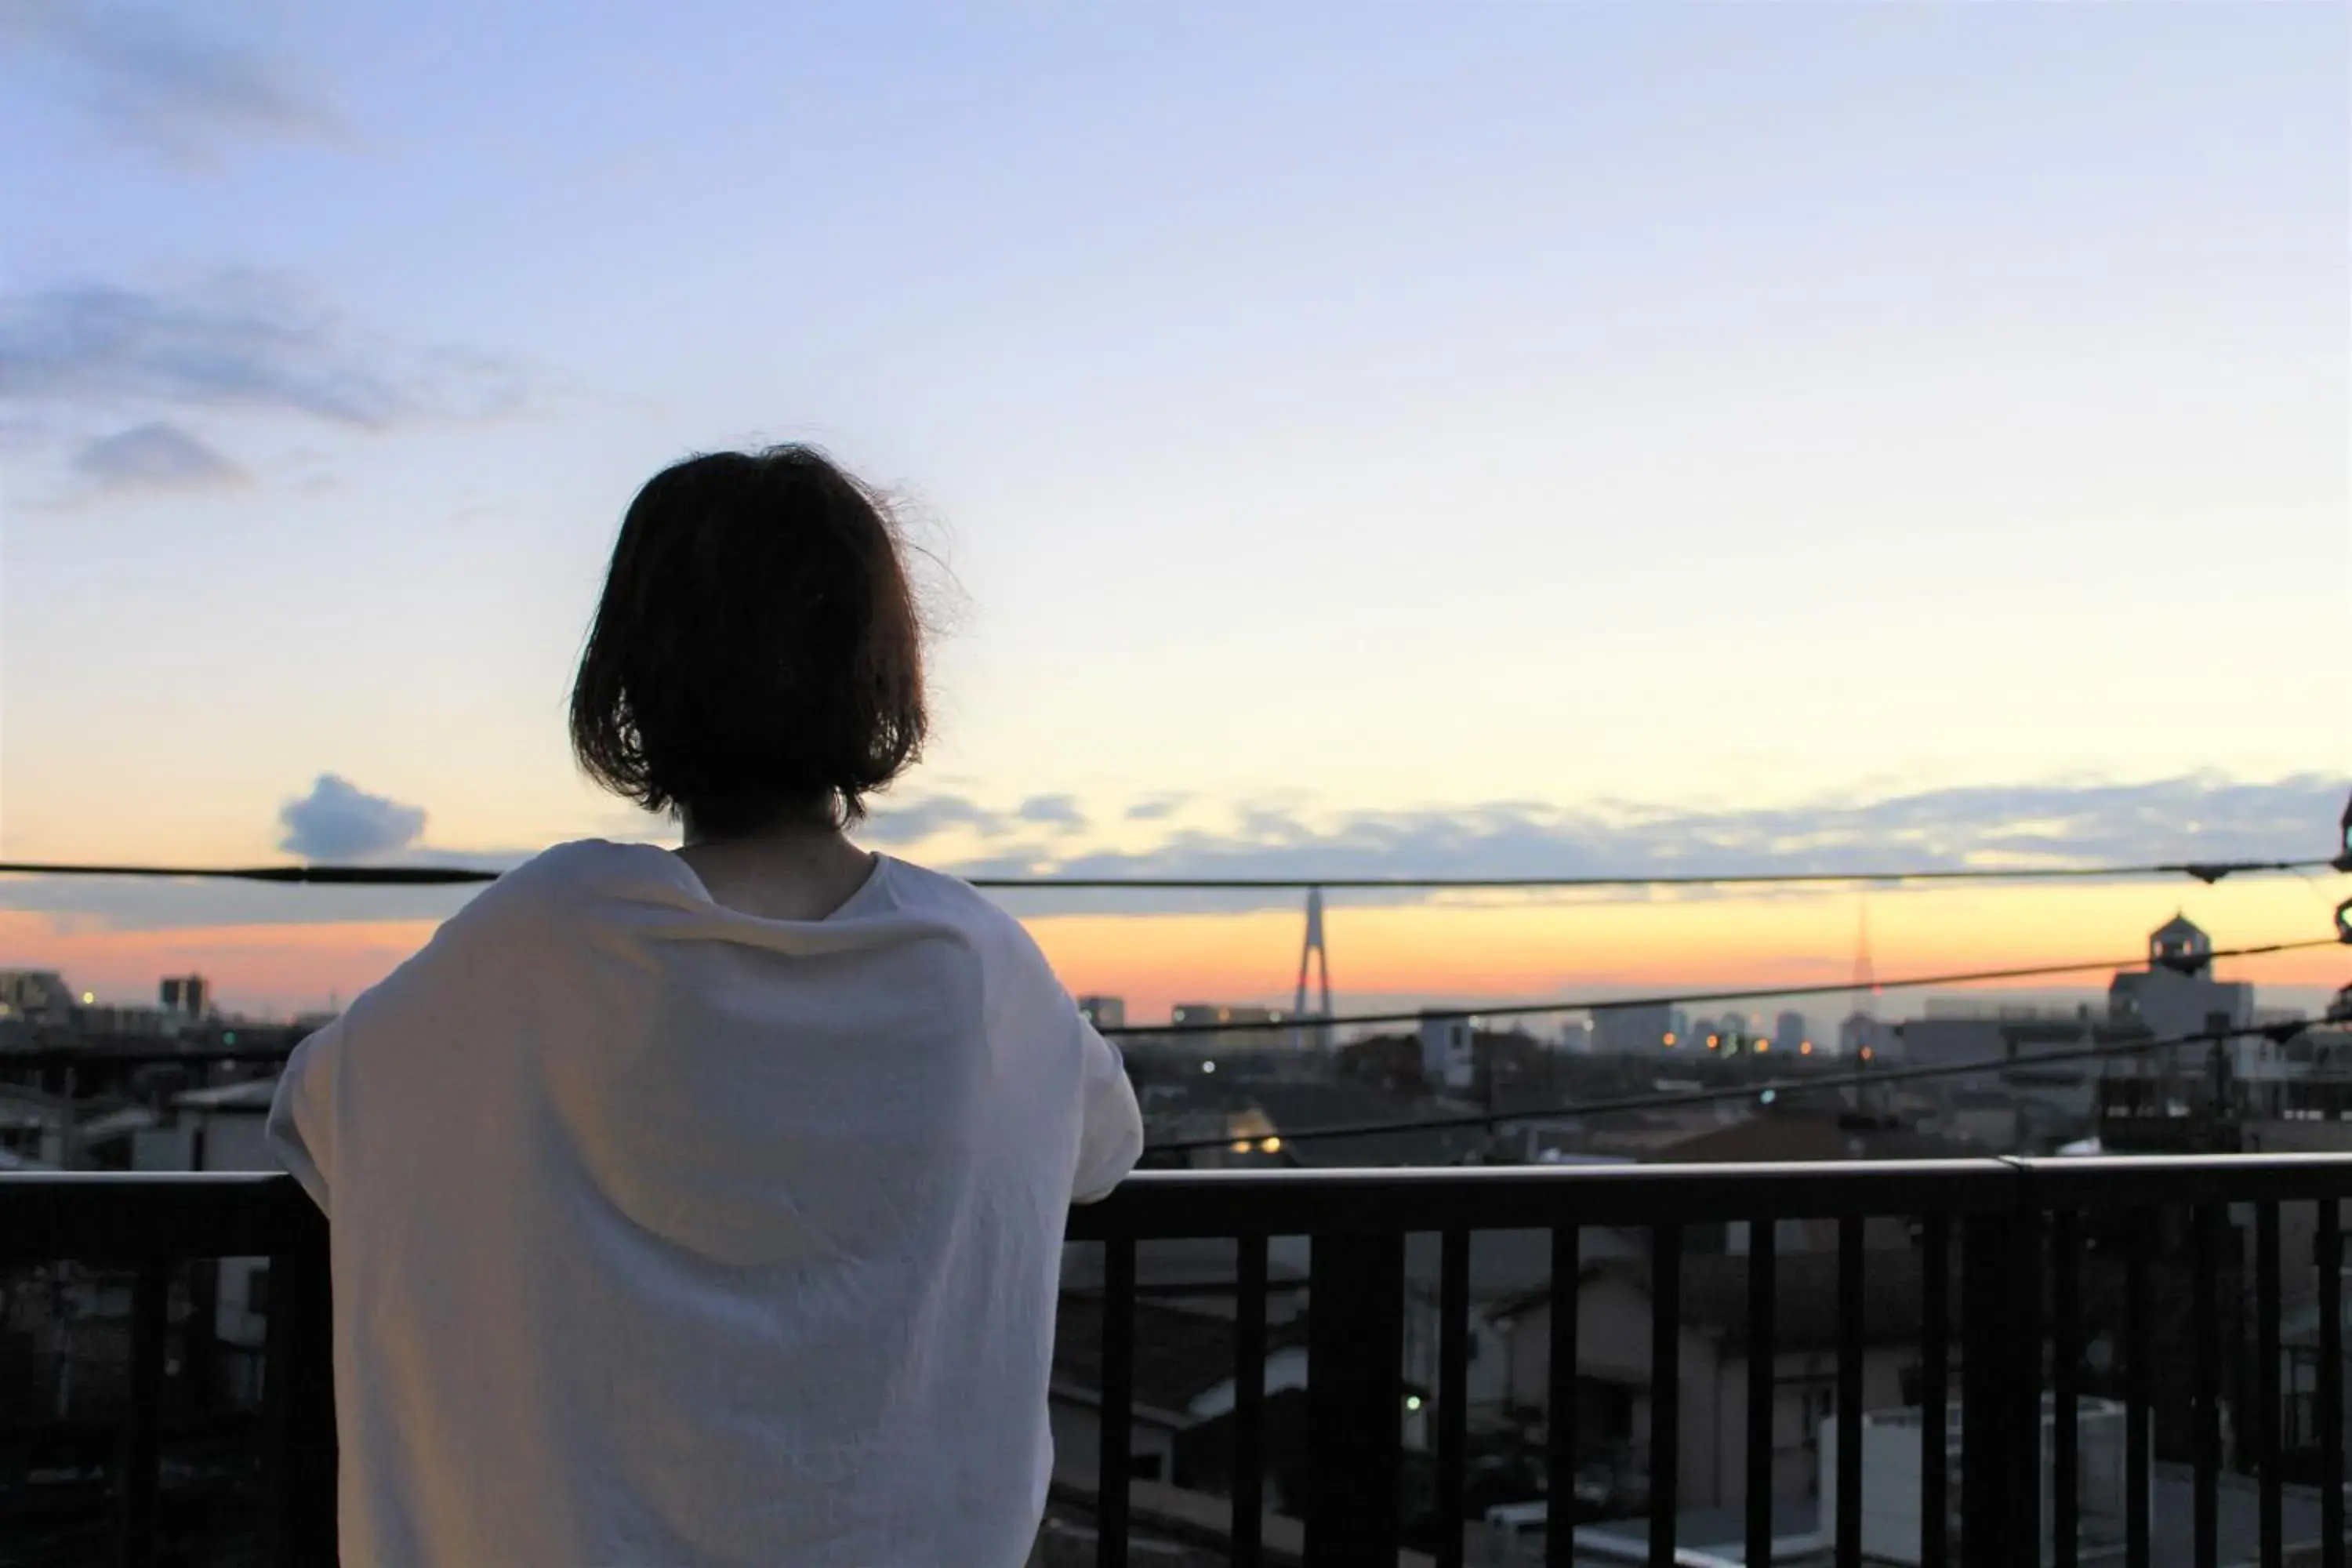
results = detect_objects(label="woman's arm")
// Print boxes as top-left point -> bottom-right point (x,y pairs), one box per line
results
266,1020 -> 345,1215
1071,1018 -> 1143,1204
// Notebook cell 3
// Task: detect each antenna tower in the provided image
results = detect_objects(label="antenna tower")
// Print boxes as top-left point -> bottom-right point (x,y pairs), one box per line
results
1294,885 -> 1333,1048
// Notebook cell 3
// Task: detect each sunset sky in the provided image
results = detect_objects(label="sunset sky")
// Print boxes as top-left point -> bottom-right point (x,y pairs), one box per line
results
2,3 -> 2345,1023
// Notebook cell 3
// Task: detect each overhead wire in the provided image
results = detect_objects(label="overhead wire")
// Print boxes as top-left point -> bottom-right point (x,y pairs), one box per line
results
6,937 -> 2336,1075
1146,1015 -> 2332,1153
0,856 -> 2338,889
1098,937 -> 2343,1038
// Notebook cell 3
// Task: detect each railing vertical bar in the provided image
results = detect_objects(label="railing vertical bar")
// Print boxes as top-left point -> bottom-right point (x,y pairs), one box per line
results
2008,1209 -> 2044,1563
2053,1210 -> 2080,1568
1921,1213 -> 1950,1568
1437,1229 -> 1471,1568
2259,1200 -> 2282,1568
1745,1218 -> 1777,1568
1233,1234 -> 1269,1568
1098,1237 -> 1135,1568
1835,1216 -> 1864,1568
2125,1209 -> 2152,1568
115,1260 -> 169,1568
1305,1232 -> 1405,1566
2320,1200 -> 2344,1568
1548,1225 -> 1581,1568
260,1224 -> 336,1568
1649,1222 -> 1682,1568
2194,1205 -> 2220,1568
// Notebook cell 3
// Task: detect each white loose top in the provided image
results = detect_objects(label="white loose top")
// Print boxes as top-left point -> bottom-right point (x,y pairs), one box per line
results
267,840 -> 1144,1567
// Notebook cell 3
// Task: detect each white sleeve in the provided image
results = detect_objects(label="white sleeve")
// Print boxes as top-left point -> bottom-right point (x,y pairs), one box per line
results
266,1021 -> 343,1215
1071,1016 -> 1143,1205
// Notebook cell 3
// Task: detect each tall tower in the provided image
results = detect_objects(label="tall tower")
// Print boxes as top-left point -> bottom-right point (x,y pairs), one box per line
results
1294,885 -> 1333,1048
1838,900 -> 1884,1062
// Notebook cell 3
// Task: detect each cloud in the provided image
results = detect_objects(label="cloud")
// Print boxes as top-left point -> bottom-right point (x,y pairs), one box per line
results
861,793 -> 1016,845
2,1 -> 339,162
1017,794 -> 1087,833
1126,794 -> 1189,822
0,774 -> 2338,936
277,775 -> 426,862
71,419 -> 245,490
928,774 -> 2352,916
0,275 -> 528,428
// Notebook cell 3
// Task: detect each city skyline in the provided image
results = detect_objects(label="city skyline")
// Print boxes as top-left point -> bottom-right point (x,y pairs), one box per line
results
2,3 -> 2346,1012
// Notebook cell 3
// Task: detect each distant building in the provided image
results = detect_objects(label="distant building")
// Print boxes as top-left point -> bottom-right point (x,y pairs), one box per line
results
2108,915 -> 2253,1039
160,975 -> 211,1018
1557,1020 -> 1594,1054
1170,1002 -> 1290,1055
1592,1003 -> 1687,1055
1076,995 -> 1125,1031
1773,1011 -> 1809,1056
1838,1012 -> 1892,1058
0,970 -> 74,1025
1418,1012 -> 1475,1091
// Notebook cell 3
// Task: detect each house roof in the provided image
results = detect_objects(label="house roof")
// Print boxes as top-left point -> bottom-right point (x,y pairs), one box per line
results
172,1080 -> 277,1112
1642,1108 -> 1976,1164
1052,1293 -> 1307,1421
1231,1081 -> 1486,1167
1488,1247 -> 1926,1352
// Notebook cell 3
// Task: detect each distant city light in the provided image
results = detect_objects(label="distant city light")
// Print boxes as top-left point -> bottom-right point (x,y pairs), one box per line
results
79,992 -> 93,1005
1201,1061 -> 1217,1074
1661,1032 -> 1677,1047
1860,1047 -> 1875,1062
223,1031 -> 237,1045
1755,1041 -> 1770,1054
1800,1041 -> 1814,1056
1760,1090 -> 1777,1105
1706,1035 -> 1719,1049
1404,1395 -> 1424,1412
1259,1137 -> 1282,1154
1230,1139 -> 1251,1154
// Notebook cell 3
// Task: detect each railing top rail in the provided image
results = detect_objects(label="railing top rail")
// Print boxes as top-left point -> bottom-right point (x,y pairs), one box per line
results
1073,1158 -> 2031,1236
13,1155 -> 2352,1257
0,1169 -> 321,1263
2010,1151 -> 2352,1207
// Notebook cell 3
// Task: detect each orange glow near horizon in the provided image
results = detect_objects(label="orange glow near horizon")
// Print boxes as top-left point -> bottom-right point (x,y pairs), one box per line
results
0,875 -> 2343,1023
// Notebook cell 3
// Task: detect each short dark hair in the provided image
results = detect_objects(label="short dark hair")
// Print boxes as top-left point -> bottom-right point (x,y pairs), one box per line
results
570,445 -> 926,835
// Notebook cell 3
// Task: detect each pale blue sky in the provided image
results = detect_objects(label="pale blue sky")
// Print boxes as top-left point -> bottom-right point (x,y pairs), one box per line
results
2,1 -> 2345,877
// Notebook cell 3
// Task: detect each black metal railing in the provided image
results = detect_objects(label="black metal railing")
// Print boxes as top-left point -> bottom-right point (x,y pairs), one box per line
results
9,1158 -> 2352,1567
1065,1156 -> 2352,1568
0,1173 -> 332,1568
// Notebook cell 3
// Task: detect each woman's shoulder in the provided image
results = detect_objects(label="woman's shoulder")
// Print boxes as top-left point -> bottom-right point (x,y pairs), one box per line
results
868,855 -> 1054,964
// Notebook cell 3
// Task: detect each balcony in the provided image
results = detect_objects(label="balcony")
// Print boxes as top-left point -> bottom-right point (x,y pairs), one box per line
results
5,1158 -> 2352,1567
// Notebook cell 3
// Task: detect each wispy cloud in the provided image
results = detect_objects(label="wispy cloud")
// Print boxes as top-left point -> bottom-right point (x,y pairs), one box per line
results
277,775 -> 426,862
910,774 -> 2352,915
1016,794 -> 1088,833
71,419 -> 246,491
0,275 -> 527,428
1,0 -> 339,163
0,774 -> 2336,935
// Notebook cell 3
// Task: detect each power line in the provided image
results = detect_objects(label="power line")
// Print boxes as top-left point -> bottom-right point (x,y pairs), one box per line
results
1146,1016 -> 2321,1153
0,862 -> 499,885
2,939 -> 2331,1072
1097,937 -> 2343,1038
0,856 -> 2336,890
